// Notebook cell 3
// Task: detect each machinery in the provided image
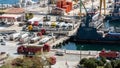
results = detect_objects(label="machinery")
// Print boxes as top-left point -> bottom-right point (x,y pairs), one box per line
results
17,44 -> 50,55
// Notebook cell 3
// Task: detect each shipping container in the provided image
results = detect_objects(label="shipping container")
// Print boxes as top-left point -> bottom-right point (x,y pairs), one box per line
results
66,5 -> 70,12
62,6 -> 69,13
56,1 -> 61,8
66,2 -> 72,10
61,0 -> 66,7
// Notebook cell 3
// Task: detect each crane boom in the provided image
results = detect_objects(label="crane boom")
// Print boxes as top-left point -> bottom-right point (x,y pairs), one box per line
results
79,0 -> 88,14
100,0 -> 106,15
79,0 -> 90,27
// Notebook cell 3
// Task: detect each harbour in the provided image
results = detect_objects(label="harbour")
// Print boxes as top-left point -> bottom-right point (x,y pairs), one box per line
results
56,42 -> 120,51
0,0 -> 120,68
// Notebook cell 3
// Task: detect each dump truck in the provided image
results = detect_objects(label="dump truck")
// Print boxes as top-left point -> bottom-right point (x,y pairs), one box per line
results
17,44 -> 50,55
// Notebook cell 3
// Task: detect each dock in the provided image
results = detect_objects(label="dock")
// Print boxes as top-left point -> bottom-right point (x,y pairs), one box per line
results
51,49 -> 100,57
47,21 -> 81,48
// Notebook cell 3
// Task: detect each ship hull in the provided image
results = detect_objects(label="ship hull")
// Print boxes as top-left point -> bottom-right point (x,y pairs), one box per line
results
70,39 -> 120,44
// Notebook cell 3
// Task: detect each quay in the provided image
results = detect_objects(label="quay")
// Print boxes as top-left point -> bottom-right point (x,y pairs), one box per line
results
47,21 -> 81,48
51,49 -> 100,56
0,0 -> 115,68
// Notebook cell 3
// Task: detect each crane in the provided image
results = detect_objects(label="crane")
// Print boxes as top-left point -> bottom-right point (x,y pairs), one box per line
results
79,0 -> 91,27
100,0 -> 106,15
79,0 -> 105,27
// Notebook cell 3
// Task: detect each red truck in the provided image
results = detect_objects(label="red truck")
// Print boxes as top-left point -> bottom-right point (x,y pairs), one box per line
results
99,50 -> 119,59
17,44 -> 50,55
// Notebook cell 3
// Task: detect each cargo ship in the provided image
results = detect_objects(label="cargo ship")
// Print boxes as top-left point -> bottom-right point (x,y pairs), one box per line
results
69,0 -> 120,44
70,13 -> 120,44
105,0 -> 120,21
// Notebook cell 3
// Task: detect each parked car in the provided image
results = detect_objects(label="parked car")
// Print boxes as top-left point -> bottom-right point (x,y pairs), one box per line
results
55,51 -> 64,56
0,39 -> 6,45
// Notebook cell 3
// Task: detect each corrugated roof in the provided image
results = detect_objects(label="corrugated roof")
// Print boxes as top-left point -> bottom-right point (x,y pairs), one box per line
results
5,8 -> 25,14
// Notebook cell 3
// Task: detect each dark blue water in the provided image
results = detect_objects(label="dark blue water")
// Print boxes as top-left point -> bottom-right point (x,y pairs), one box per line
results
60,42 -> 120,51
0,0 -> 38,4
60,21 -> 120,51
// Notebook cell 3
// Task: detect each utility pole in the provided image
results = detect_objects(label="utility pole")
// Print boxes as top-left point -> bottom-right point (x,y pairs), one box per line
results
80,45 -> 84,60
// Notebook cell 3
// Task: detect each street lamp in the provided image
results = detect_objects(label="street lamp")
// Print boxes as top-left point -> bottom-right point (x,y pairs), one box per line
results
80,45 -> 84,60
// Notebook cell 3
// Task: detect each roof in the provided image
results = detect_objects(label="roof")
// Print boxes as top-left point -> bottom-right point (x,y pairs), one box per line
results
5,8 -> 25,14
0,9 -> 7,13
0,14 -> 23,19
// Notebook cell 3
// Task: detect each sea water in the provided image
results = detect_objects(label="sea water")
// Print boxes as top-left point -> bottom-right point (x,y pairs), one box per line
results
60,21 -> 120,51
0,0 -> 38,4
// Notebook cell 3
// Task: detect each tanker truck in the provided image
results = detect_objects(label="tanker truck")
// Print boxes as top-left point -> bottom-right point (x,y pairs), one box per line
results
30,36 -> 41,43
9,33 -> 21,41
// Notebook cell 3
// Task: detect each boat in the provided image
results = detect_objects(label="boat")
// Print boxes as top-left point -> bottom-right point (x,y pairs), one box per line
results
70,0 -> 120,44
105,0 -> 120,21
70,16 -> 120,44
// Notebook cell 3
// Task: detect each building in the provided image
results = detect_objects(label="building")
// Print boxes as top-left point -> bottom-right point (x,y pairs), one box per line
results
0,8 -> 25,24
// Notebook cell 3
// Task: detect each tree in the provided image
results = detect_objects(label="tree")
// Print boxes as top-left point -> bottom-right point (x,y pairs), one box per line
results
21,57 -> 33,68
100,56 -> 106,64
31,57 -> 44,68
79,58 -> 87,64
13,58 -> 23,66
116,61 -> 120,68
84,60 -> 97,68
96,60 -> 104,66
25,13 -> 34,21
89,58 -> 97,62
104,62 -> 112,68
111,60 -> 117,68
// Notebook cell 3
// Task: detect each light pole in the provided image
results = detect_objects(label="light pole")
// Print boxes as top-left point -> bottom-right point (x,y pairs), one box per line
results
80,45 -> 84,60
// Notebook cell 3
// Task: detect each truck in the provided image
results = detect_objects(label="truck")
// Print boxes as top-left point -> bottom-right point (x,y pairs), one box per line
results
19,37 -> 30,44
99,50 -> 120,59
17,44 -> 50,55
18,33 -> 29,41
9,33 -> 20,41
30,36 -> 40,43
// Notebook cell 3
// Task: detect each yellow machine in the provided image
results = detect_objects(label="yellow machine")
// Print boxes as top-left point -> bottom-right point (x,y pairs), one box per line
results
100,0 -> 106,15
28,25 -> 33,31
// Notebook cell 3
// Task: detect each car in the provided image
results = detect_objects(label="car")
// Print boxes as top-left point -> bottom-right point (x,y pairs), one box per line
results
1,42 -> 6,45
55,51 -> 64,56
0,39 -> 6,45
